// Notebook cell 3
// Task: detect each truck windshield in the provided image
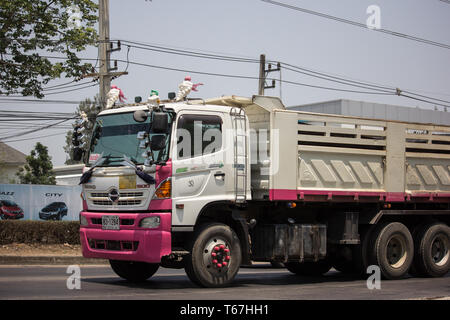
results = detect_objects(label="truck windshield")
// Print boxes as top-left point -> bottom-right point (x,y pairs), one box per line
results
87,111 -> 171,166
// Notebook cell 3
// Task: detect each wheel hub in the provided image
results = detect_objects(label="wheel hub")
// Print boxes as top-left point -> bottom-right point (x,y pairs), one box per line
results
386,235 -> 407,268
203,238 -> 231,273
431,234 -> 449,267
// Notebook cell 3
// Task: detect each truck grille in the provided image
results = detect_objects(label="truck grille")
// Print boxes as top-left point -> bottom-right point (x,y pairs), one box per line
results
91,192 -> 144,197
88,190 -> 145,207
88,239 -> 139,251
92,200 -> 142,206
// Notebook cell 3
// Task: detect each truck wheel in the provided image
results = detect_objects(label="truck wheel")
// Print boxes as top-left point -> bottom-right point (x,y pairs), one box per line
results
285,259 -> 332,276
368,222 -> 414,280
412,223 -> 450,278
352,225 -> 375,276
184,223 -> 242,288
109,260 -> 159,283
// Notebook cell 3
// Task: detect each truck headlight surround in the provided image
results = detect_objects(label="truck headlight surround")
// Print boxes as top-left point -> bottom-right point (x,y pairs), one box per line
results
80,214 -> 88,226
153,178 -> 171,199
139,216 -> 161,229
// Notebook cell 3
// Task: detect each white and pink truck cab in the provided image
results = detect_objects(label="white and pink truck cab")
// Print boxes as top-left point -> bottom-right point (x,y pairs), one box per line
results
76,94 -> 450,287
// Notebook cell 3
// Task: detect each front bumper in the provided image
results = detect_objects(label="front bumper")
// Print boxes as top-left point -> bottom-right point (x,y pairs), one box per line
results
79,211 -> 171,263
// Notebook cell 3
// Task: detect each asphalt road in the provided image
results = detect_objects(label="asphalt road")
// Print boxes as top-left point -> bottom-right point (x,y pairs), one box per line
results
0,264 -> 449,301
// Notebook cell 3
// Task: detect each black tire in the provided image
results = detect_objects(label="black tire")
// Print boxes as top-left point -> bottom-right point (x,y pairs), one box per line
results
270,261 -> 285,268
352,225 -> 375,275
331,245 -> 357,274
368,222 -> 414,280
109,260 -> 159,283
184,223 -> 242,288
412,223 -> 450,278
285,259 -> 332,276
333,258 -> 357,274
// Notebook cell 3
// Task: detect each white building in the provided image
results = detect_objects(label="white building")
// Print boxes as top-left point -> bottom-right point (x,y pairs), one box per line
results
289,99 -> 450,125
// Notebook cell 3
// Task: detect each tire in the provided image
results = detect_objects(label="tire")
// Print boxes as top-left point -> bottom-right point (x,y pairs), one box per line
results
368,222 -> 414,280
109,260 -> 159,283
352,225 -> 375,275
270,261 -> 285,268
412,223 -> 450,278
285,259 -> 332,276
331,245 -> 357,274
184,223 -> 242,288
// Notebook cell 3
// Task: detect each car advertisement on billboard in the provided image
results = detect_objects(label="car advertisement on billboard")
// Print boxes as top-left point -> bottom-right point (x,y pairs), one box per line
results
0,184 -> 82,221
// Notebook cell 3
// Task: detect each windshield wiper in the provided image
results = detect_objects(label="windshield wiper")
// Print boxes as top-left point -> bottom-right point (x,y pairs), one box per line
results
121,155 -> 155,185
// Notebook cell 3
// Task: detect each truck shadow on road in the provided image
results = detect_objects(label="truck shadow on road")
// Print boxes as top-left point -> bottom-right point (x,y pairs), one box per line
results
81,269 -> 376,291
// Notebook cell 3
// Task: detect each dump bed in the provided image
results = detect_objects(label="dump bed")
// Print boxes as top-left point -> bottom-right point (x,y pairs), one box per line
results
260,109 -> 450,202
194,95 -> 450,203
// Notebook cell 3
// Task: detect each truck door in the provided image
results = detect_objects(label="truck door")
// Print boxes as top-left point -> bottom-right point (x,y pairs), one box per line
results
171,112 -> 232,227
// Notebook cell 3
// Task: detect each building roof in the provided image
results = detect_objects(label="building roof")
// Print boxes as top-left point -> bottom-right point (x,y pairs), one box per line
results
0,142 -> 26,165
289,99 -> 450,126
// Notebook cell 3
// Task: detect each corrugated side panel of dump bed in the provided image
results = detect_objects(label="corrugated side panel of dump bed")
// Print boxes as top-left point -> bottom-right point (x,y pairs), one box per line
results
266,109 -> 450,203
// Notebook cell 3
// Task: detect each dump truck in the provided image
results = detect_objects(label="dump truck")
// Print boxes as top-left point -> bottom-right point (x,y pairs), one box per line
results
75,94 -> 450,287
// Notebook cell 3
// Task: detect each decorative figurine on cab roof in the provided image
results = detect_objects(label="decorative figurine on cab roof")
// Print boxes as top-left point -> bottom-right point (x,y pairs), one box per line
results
175,76 -> 203,102
147,89 -> 160,108
105,85 -> 127,109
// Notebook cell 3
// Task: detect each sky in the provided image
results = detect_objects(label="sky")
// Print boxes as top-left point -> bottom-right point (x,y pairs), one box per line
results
1,0 -> 450,166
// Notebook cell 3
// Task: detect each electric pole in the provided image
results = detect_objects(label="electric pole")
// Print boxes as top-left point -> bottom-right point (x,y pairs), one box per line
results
82,0 -> 128,107
258,54 -> 280,96
258,54 -> 266,95
99,0 -> 110,106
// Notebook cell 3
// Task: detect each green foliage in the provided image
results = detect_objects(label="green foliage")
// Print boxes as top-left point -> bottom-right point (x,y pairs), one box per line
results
0,0 -> 98,97
16,142 -> 56,185
0,220 -> 80,244
64,95 -> 100,164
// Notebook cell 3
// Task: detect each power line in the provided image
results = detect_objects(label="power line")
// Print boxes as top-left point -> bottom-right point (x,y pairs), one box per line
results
114,40 -> 450,104
43,82 -> 98,95
2,51 -> 449,108
42,80 -> 97,92
260,0 -> 450,50
1,131 -> 68,143
0,117 -> 75,141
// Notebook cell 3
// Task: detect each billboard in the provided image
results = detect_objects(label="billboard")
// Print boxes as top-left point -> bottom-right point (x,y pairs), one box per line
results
0,184 -> 82,221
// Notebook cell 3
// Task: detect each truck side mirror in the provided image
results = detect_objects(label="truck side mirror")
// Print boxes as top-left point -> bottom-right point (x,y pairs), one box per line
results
150,134 -> 166,151
133,110 -> 148,123
152,112 -> 168,133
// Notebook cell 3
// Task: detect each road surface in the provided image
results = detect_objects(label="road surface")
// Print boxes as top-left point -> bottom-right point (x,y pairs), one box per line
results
0,264 -> 448,300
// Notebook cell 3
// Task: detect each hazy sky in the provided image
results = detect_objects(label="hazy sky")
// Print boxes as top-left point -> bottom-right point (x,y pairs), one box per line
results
2,0 -> 450,166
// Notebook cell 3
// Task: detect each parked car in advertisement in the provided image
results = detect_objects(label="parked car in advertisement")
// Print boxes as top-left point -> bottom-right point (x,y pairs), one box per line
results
0,200 -> 24,220
39,202 -> 68,221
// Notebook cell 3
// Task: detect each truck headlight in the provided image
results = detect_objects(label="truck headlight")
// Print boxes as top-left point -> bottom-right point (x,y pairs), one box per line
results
153,178 -> 171,199
139,216 -> 160,229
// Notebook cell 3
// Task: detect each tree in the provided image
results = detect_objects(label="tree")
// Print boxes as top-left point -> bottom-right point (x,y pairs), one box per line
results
64,95 -> 100,164
16,142 -> 56,185
0,0 -> 98,98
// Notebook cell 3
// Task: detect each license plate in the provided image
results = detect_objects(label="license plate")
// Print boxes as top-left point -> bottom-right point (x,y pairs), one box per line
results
102,215 -> 119,230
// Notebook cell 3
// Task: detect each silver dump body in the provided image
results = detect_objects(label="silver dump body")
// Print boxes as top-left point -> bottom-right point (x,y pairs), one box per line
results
201,95 -> 450,203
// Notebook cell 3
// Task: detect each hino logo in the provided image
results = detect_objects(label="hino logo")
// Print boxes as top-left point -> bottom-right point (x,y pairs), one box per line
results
108,189 -> 119,203
0,191 -> 14,196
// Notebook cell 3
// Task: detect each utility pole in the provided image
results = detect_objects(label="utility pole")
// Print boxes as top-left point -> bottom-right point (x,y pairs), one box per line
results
82,0 -> 127,107
258,54 -> 281,96
258,54 -> 266,95
98,0 -> 110,106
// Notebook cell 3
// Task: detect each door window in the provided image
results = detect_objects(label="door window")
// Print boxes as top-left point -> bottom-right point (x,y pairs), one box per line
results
176,114 -> 222,159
